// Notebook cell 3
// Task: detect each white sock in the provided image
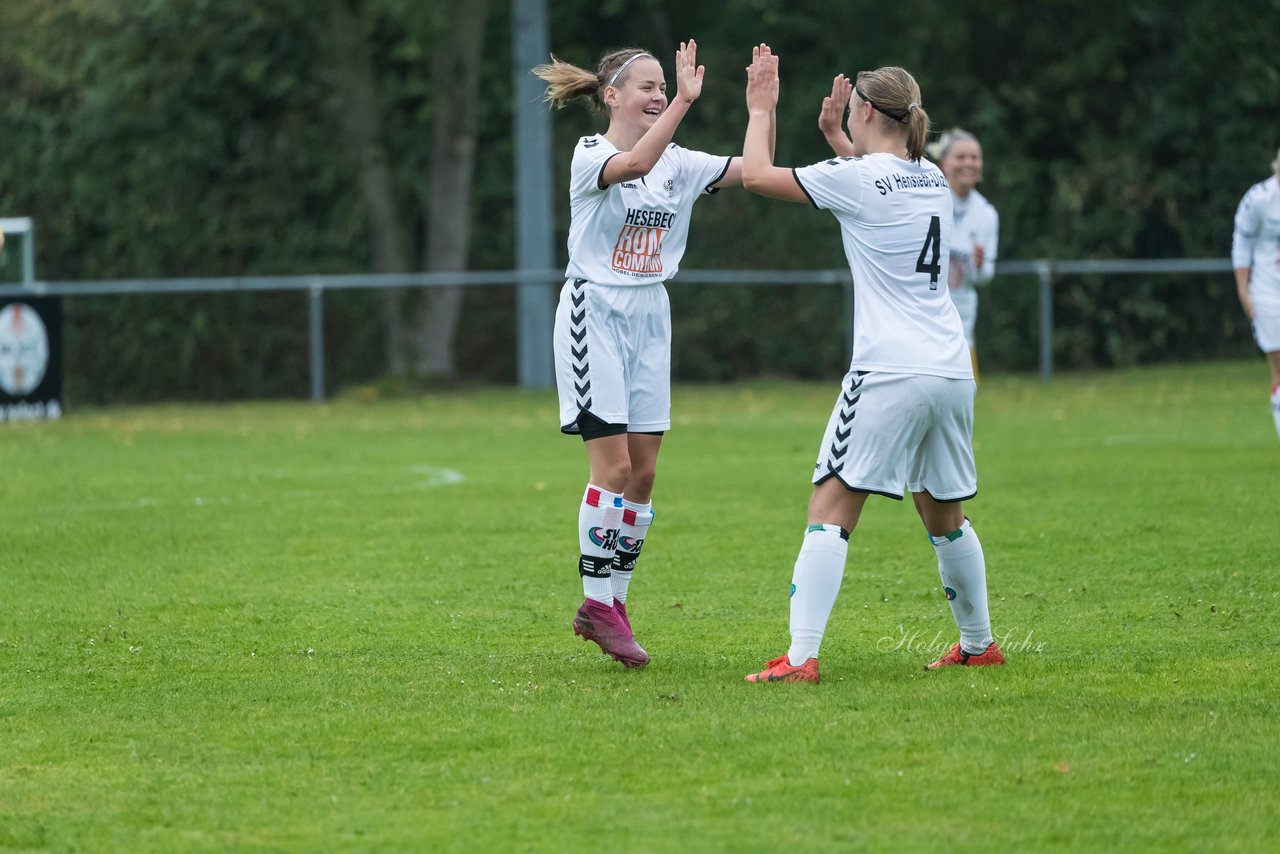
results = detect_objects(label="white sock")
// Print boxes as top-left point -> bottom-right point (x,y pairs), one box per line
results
931,519 -> 993,654
578,484 -> 623,606
787,524 -> 849,666
1271,384 -> 1280,441
610,499 -> 653,604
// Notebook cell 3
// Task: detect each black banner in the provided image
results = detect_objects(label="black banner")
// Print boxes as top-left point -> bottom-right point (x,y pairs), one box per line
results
0,296 -> 63,421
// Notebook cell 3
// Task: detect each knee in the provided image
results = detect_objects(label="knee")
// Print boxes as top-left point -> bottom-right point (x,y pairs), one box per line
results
914,496 -> 965,536
597,459 -> 632,493
627,465 -> 656,498
919,508 -> 966,537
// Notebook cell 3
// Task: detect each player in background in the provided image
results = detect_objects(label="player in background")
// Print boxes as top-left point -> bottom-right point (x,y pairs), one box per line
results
931,129 -> 998,377
1231,146 -> 1280,442
533,41 -> 757,668
740,47 -> 1003,683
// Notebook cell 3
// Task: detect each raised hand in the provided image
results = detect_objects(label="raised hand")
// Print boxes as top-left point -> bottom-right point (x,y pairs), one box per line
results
818,74 -> 853,138
674,39 -> 705,104
745,43 -> 779,114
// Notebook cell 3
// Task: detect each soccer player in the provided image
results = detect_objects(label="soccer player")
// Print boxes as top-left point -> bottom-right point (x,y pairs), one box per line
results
1231,147 -> 1280,442
533,41 -> 752,668
932,129 -> 999,377
739,47 -> 1003,683
823,101 -> 999,376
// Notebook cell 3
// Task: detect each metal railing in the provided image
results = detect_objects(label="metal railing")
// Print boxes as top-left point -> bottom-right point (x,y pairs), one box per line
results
0,258 -> 1235,399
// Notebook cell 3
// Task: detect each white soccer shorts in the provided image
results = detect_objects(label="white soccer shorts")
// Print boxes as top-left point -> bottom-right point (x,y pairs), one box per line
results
554,278 -> 672,434
1252,301 -> 1280,353
812,370 -> 978,501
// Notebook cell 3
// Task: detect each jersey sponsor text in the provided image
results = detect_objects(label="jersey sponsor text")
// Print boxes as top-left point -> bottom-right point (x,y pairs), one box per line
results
623,208 -> 677,229
612,222 -> 668,274
876,171 -> 950,195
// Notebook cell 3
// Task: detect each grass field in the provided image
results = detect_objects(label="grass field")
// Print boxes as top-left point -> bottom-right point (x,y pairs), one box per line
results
3,361 -> 1278,851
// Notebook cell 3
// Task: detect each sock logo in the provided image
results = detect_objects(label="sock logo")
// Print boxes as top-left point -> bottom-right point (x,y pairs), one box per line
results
790,583 -> 796,598
589,526 -> 619,550
618,535 -> 644,553
579,554 -> 613,578
944,586 -> 957,601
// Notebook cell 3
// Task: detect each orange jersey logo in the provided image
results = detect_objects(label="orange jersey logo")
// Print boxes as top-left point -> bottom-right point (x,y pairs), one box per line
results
611,224 -> 667,274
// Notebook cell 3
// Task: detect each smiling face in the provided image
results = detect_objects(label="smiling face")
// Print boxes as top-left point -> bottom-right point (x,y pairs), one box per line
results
941,138 -> 983,195
604,58 -> 667,135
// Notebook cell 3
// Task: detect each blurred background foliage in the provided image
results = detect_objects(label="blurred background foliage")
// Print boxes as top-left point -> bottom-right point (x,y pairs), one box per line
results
1,0 -> 1277,402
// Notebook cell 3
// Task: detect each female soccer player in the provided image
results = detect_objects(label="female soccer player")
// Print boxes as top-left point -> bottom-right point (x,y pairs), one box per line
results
1231,147 -> 1280,442
533,41 -> 751,668
822,95 -> 998,375
932,129 -> 999,375
740,47 -> 1003,683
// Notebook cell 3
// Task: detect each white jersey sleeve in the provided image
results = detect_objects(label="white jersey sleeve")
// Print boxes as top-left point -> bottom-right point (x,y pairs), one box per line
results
568,135 -> 618,199
969,190 -> 999,285
1232,181 -> 1263,269
947,190 -> 999,291
564,136 -> 731,285
681,148 -> 735,195
1232,177 -> 1280,307
794,153 -> 972,379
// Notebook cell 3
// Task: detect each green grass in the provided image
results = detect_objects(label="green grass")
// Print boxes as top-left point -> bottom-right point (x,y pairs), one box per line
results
2,361 -> 1278,851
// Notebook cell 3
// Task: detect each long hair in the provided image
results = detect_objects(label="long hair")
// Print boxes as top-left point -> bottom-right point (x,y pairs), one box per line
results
855,67 -> 929,162
532,48 -> 653,114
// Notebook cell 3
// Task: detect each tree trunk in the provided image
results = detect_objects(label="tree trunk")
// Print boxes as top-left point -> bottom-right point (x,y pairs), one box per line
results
327,0 -> 411,377
415,0 -> 489,380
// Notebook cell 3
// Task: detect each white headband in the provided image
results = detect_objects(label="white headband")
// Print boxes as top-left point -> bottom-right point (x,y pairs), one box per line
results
607,53 -> 652,88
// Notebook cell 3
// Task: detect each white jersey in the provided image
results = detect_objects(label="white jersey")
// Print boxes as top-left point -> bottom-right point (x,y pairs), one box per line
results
947,188 -> 999,345
794,152 -> 973,379
565,135 -> 731,285
948,188 -> 999,292
1232,175 -> 1280,309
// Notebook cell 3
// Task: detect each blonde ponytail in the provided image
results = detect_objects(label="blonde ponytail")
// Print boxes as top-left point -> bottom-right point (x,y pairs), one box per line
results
532,55 -> 601,111
855,67 -> 930,162
532,47 -> 655,114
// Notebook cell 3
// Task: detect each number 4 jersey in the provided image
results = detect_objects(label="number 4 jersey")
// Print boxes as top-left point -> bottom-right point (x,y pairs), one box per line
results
795,152 -> 973,379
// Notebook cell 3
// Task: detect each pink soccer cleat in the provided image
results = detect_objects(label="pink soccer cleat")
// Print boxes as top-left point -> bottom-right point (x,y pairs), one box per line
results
572,599 -> 649,668
613,599 -> 631,632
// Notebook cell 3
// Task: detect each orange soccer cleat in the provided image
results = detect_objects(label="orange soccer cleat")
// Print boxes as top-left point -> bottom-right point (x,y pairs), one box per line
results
744,654 -> 820,684
925,642 -> 1005,670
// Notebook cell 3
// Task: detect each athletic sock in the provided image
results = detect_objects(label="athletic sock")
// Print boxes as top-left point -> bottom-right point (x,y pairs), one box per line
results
578,484 -> 623,606
1271,384 -> 1279,440
610,499 -> 653,604
930,519 -> 993,655
787,523 -> 849,666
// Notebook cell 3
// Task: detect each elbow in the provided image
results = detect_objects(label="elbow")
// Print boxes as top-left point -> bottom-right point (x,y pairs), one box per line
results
741,169 -> 763,193
620,154 -> 658,180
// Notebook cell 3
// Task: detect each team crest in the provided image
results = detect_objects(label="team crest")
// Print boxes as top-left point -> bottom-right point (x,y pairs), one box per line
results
664,178 -> 675,196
